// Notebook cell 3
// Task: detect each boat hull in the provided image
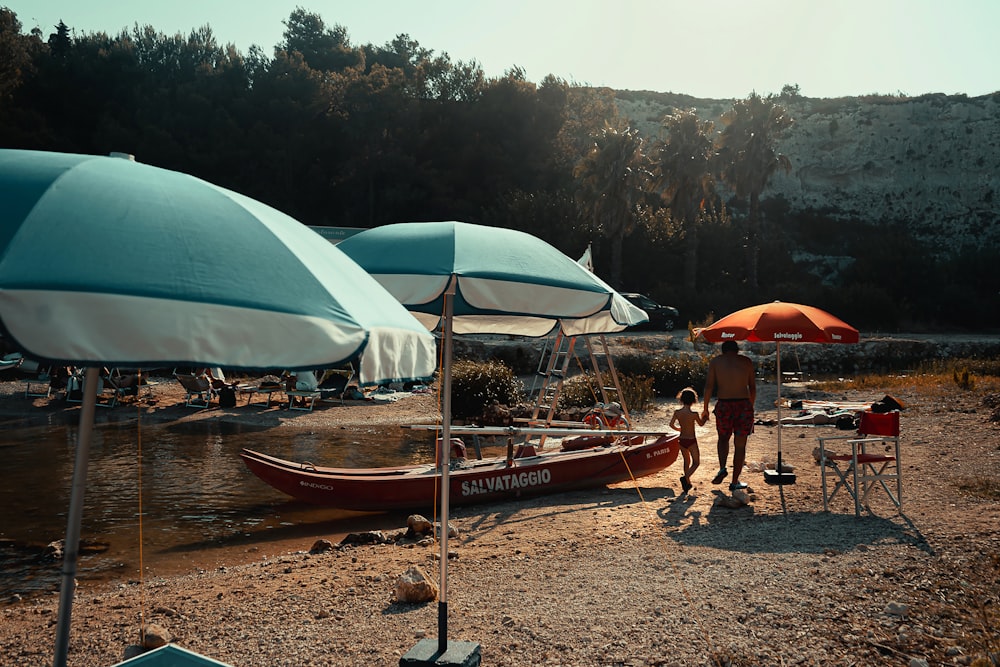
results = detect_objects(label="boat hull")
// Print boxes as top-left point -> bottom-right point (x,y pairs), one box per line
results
240,434 -> 680,511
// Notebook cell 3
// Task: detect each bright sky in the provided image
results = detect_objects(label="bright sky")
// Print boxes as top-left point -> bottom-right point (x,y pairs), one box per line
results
6,0 -> 998,99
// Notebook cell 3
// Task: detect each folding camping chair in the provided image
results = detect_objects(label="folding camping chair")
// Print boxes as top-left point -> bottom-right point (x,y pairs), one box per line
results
285,390 -> 321,411
102,369 -> 144,407
96,369 -> 125,408
818,410 -> 902,517
175,373 -> 217,408
22,365 -> 52,398
64,368 -> 119,408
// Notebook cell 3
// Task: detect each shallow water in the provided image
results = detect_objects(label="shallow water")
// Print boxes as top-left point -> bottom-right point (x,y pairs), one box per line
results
0,415 -> 449,600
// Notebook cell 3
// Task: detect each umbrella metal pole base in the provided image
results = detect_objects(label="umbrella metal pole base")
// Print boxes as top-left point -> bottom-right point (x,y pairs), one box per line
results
399,639 -> 482,667
763,452 -> 797,485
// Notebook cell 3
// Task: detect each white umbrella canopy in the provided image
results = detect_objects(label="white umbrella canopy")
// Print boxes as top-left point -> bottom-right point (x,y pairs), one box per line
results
0,149 -> 437,666
338,220 -> 648,656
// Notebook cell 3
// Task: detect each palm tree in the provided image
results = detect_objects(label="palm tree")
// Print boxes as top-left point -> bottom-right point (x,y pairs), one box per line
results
716,92 -> 793,292
573,122 -> 650,288
649,109 -> 717,292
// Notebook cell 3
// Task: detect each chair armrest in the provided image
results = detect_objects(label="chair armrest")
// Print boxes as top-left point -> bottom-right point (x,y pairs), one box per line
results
817,434 -> 863,444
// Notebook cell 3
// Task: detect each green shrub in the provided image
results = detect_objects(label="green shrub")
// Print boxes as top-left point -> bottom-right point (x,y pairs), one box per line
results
617,374 -> 655,411
921,357 -> 1000,378
611,352 -> 655,378
559,373 -> 602,408
557,372 -> 655,412
450,359 -> 524,420
487,343 -> 540,376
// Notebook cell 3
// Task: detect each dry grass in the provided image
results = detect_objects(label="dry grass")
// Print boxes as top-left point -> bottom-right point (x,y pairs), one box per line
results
812,371 -> 1000,394
957,475 -> 1000,501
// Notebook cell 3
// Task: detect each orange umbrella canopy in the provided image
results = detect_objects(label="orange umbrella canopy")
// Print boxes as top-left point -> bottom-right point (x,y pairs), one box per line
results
697,301 -> 859,344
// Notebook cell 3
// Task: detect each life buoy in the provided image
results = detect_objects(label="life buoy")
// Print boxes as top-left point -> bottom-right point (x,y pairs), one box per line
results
561,434 -> 615,451
583,412 -> 630,430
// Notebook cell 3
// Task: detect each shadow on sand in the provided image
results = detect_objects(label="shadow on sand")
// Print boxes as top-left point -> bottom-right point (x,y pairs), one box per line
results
665,501 -> 932,556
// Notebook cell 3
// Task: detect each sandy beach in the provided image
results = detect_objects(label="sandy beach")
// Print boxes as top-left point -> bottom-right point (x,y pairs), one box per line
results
0,367 -> 998,666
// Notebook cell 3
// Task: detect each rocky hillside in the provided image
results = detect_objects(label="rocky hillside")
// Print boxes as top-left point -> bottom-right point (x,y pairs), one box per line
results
616,91 -> 1000,252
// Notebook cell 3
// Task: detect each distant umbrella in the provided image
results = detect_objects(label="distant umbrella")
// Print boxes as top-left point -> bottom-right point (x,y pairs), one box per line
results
0,149 -> 436,666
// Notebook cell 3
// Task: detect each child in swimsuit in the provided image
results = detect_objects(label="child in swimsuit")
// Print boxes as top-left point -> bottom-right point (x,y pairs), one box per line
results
669,387 -> 707,493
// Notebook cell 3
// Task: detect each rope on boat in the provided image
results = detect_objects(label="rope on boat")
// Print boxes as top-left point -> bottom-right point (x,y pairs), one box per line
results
614,443 -> 721,661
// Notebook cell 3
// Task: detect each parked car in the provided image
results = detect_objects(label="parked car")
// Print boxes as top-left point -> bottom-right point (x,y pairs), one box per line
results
621,293 -> 680,331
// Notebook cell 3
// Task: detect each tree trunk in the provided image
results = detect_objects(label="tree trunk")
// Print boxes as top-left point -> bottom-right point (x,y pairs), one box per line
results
683,219 -> 698,292
367,167 -> 375,227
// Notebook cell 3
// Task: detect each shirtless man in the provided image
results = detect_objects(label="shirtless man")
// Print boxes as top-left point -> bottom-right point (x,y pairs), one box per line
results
702,340 -> 757,491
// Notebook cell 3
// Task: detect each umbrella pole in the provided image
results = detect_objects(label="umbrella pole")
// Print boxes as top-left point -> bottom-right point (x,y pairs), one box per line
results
776,341 -> 782,459
764,341 -> 796,486
400,296 -> 481,666
53,366 -> 99,667
438,279 -> 454,654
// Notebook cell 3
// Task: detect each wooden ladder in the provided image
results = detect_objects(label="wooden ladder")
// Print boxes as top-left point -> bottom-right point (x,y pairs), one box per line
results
527,330 -> 576,430
525,332 -> 630,447
580,334 -> 630,425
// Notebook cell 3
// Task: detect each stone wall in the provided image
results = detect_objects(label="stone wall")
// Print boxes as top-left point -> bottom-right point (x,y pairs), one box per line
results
457,333 -> 1000,378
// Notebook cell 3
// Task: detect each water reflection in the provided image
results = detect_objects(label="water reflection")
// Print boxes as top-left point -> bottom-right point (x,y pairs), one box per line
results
0,419 -> 441,600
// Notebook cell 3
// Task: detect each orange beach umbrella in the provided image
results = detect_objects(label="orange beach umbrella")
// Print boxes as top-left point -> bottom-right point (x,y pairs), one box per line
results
695,301 -> 859,345
695,301 -> 859,486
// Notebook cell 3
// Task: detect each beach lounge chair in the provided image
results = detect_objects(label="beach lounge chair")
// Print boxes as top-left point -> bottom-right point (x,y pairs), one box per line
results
175,373 -> 216,408
22,365 -> 52,399
317,365 -> 355,405
237,379 -> 282,407
277,369 -> 318,411
818,410 -> 902,517
63,368 -> 118,407
0,352 -> 24,373
102,370 -> 139,406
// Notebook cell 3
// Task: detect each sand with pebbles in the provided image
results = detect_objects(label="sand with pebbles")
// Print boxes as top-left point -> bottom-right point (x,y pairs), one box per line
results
0,351 -> 998,666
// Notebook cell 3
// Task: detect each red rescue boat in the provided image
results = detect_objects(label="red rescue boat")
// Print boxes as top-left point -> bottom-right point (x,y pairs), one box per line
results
240,431 -> 679,511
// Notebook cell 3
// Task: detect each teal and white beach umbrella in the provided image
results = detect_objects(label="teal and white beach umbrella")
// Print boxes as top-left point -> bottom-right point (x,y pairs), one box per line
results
337,220 -> 647,336
0,149 -> 435,384
0,149 -> 437,666
338,220 -> 647,658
